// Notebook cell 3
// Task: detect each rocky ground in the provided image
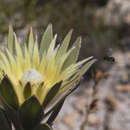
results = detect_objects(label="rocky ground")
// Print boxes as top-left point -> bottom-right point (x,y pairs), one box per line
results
53,50 -> 130,130
96,0 -> 130,26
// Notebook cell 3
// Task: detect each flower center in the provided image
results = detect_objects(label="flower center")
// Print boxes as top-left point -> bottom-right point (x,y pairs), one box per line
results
21,69 -> 43,84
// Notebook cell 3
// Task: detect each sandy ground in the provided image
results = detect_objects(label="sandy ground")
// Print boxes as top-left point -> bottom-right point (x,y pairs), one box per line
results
54,51 -> 130,130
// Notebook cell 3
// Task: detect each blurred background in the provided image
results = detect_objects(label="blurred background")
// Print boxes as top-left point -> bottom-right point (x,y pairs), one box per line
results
0,0 -> 130,130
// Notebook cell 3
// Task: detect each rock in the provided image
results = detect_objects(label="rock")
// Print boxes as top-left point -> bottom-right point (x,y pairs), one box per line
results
74,98 -> 87,112
115,84 -> 130,91
62,111 -> 81,129
88,114 -> 101,126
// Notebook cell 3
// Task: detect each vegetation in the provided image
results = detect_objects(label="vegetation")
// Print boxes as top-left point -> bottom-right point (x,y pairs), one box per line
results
0,25 -> 95,130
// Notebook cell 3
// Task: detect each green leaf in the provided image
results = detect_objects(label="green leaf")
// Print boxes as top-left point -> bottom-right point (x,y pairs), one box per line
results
42,81 -> 62,109
44,83 -> 79,118
69,36 -> 81,63
23,82 -> 32,99
7,25 -> 14,54
40,24 -> 53,56
28,27 -> 34,57
62,37 -> 81,70
47,97 -> 65,125
79,59 -> 97,76
0,107 -> 12,130
19,96 -> 43,129
29,27 -> 34,45
34,123 -> 52,130
44,98 -> 65,119
36,82 -> 44,99
3,105 -> 23,130
56,30 -> 73,60
0,76 -> 19,110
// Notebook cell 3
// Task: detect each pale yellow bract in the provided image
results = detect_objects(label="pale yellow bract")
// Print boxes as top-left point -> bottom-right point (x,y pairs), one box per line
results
0,24 -> 95,105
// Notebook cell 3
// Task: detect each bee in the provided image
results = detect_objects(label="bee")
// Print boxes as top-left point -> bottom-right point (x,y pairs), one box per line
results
102,48 -> 116,63
103,56 -> 115,63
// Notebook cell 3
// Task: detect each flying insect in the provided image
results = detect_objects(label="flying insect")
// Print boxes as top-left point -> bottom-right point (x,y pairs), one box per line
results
103,56 -> 115,63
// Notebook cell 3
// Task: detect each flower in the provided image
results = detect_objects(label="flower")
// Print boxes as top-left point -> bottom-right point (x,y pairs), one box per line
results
0,24 -> 96,108
0,24 -> 96,129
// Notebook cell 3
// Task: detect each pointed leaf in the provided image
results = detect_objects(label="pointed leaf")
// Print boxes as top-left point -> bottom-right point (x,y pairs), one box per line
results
0,107 -> 12,130
46,34 -> 57,57
79,59 -> 97,76
14,33 -> 24,75
44,83 -> 79,118
28,27 -> 34,57
0,51 -> 11,74
55,75 -> 79,100
62,37 -> 81,70
7,25 -> 14,54
36,82 -> 44,99
42,81 -> 62,108
0,76 -> 19,110
23,82 -> 32,99
34,123 -> 52,130
69,36 -> 81,63
6,49 -> 17,75
55,47 -> 75,75
3,104 -> 23,130
29,27 -> 34,45
19,96 -> 43,129
47,97 -> 65,125
33,40 -> 40,69
40,24 -> 53,56
56,30 -> 73,60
